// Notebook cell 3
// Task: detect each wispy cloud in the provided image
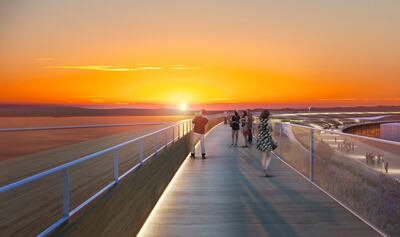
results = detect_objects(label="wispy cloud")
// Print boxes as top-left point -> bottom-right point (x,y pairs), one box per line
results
72,95 -> 117,99
319,98 -> 363,101
47,65 -> 203,71
382,98 -> 400,101
319,98 -> 400,101
211,97 -> 232,101
137,97 -> 160,101
70,95 -> 119,103
210,98 -> 238,104
36,57 -> 55,61
90,98 -> 105,103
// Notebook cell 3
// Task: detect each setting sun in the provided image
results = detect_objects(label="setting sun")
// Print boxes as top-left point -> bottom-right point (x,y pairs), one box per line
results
179,103 -> 188,111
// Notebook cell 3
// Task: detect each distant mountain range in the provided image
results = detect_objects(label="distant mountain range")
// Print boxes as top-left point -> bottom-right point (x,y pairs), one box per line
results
0,104 -> 399,117
0,104 -> 192,117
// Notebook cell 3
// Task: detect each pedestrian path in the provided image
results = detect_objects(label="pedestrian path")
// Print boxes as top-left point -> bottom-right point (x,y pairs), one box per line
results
319,130 -> 400,180
138,124 -> 380,237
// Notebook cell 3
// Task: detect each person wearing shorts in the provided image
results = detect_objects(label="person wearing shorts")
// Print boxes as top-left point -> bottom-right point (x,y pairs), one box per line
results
241,110 -> 249,147
230,111 -> 240,146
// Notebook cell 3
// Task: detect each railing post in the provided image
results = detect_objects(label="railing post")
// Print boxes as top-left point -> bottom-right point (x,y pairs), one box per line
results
172,126 -> 175,143
154,132 -> 158,155
183,122 -> 186,135
62,170 -> 70,218
140,141 -> 143,164
165,129 -> 168,148
114,150 -> 119,182
309,129 -> 314,181
178,123 -> 181,139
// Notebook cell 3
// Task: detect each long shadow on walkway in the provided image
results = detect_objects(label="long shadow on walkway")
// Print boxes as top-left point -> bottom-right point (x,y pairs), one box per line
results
138,124 -> 380,237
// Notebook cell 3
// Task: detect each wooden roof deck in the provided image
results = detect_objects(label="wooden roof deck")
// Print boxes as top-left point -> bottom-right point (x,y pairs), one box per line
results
138,124 -> 380,237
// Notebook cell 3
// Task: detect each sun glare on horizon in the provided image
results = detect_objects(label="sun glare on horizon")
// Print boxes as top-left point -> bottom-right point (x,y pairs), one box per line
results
179,103 -> 188,111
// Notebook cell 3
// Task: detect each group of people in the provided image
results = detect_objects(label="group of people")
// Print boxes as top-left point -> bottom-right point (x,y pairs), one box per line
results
191,110 -> 393,178
337,139 -> 355,153
191,109 -> 277,177
365,152 -> 389,173
225,110 -> 253,147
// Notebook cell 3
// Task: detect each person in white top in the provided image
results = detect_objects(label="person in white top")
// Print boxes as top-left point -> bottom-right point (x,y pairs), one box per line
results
240,110 -> 249,148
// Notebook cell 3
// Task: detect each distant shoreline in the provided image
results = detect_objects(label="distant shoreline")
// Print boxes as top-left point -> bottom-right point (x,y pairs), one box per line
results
0,105 -> 195,117
0,104 -> 399,117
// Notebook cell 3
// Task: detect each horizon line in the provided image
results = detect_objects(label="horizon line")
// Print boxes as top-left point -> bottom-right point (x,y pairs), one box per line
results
1,102 -> 400,111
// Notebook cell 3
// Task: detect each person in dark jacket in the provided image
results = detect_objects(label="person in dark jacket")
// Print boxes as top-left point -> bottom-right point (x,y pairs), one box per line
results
231,111 -> 240,146
241,110 -> 249,147
247,110 -> 253,144
256,110 -> 276,177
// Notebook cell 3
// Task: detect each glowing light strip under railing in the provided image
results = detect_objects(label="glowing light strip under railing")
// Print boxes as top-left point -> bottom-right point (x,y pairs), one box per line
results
0,119 -> 197,237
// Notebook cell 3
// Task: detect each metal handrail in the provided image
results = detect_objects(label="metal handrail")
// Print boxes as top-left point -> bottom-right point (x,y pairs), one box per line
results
0,122 -> 166,132
253,117 -> 400,146
0,120 -> 190,193
280,122 -> 400,146
275,111 -> 400,117
0,119 -> 195,236
254,119 -> 396,237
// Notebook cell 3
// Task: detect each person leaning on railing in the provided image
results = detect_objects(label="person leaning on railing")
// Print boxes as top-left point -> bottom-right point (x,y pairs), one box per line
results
191,109 -> 209,159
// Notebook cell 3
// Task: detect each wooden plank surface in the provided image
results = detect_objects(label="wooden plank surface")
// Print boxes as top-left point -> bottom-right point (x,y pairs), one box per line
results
138,124 -> 380,237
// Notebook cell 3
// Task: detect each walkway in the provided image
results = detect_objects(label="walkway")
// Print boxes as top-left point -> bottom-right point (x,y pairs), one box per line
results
319,131 -> 400,180
138,124 -> 380,237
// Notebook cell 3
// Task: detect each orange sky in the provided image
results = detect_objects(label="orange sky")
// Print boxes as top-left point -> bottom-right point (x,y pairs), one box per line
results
1,0 -> 400,110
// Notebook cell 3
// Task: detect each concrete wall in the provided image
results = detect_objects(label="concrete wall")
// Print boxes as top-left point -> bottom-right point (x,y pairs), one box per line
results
53,118 -> 223,237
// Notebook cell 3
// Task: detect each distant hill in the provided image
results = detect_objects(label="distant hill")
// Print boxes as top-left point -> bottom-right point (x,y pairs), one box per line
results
0,104 -> 399,117
0,104 -> 196,117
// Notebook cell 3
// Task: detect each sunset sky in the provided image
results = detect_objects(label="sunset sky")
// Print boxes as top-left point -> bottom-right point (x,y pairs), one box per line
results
1,0 -> 400,110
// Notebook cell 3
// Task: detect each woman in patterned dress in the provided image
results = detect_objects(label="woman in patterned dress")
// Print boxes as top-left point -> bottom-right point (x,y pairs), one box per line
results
256,110 -> 275,177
